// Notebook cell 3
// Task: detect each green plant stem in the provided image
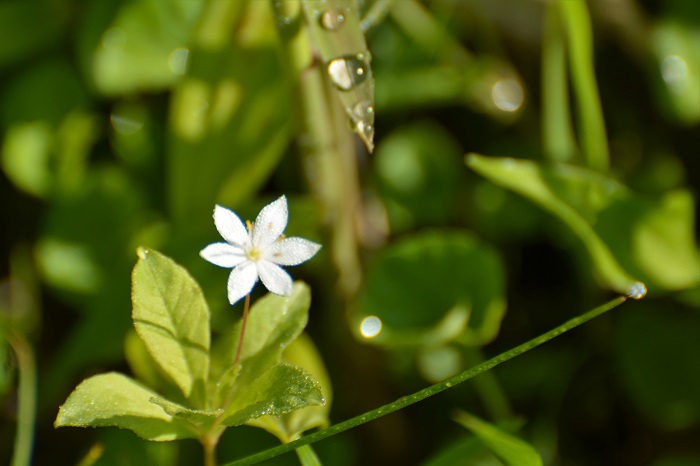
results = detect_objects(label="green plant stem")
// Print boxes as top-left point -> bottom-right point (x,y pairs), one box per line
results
560,0 -> 610,172
233,294 -> 251,366
541,1 -> 577,163
294,444 -> 322,466
8,331 -> 37,466
273,0 -> 363,297
203,435 -> 219,466
223,296 -> 628,466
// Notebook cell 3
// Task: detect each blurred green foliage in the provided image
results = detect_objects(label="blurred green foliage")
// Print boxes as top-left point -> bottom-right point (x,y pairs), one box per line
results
1,0 -> 699,465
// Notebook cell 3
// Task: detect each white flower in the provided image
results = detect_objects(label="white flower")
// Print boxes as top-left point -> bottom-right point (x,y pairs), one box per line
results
200,196 -> 321,305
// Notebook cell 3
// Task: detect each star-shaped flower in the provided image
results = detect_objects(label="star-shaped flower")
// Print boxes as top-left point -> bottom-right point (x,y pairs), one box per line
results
200,196 -> 321,305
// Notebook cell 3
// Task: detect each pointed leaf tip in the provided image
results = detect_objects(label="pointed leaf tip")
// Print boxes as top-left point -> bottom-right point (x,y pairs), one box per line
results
136,247 -> 149,259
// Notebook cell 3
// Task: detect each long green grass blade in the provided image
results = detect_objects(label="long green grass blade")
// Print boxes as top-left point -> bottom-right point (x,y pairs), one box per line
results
223,296 -> 628,466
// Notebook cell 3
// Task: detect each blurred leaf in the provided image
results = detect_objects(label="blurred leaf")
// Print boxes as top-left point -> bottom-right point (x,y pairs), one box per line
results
247,333 -> 332,443
416,344 -> 463,383
0,58 -> 88,126
167,46 -> 291,230
616,304 -> 700,430
221,362 -> 324,427
1,111 -> 98,199
91,0 -> 204,95
467,154 -> 700,294
373,121 -> 462,232
55,372 -> 197,441
454,411 -> 543,466
1,121 -> 53,197
35,238 -> 102,293
132,248 -> 210,406
355,230 -> 506,347
110,101 -> 159,171
652,20 -> 700,124
0,0 -> 67,68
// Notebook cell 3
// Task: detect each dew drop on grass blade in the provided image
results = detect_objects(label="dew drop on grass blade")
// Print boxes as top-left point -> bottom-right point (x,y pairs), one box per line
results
302,0 -> 376,152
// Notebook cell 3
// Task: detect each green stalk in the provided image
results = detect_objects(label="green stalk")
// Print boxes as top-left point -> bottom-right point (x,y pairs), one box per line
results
9,332 -> 37,466
560,0 -> 610,172
273,0 -> 364,297
223,296 -> 628,466
541,1 -> 577,162
295,444 -> 323,466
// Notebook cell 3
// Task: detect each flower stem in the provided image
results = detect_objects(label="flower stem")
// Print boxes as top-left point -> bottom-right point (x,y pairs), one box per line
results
202,434 -> 219,466
233,293 -> 251,366
222,295 -> 628,466
8,331 -> 37,466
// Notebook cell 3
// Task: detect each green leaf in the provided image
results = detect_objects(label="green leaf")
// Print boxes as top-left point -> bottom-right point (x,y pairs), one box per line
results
149,397 -> 222,432
132,248 -> 210,406
90,0 -> 204,95
247,333 -> 332,443
373,121 -> 462,232
1,121 -> 53,197
467,154 -> 700,294
354,230 -> 506,347
454,411 -> 543,466
210,283 -> 312,406
222,362 -> 324,427
301,0 -> 375,151
652,20 -> 700,125
55,372 -> 197,441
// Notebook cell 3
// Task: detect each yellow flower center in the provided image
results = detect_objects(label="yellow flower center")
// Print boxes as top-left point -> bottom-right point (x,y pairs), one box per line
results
246,246 -> 262,262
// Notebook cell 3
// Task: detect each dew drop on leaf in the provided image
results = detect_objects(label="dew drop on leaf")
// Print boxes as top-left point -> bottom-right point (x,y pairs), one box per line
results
320,11 -> 345,31
327,54 -> 369,91
627,282 -> 647,300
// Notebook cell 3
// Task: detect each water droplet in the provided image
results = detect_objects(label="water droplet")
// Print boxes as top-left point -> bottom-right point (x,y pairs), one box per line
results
360,315 -> 382,338
320,11 -> 345,30
327,55 -> 369,91
168,47 -> 190,76
491,78 -> 524,112
627,282 -> 647,300
661,54 -> 689,90
353,101 -> 374,120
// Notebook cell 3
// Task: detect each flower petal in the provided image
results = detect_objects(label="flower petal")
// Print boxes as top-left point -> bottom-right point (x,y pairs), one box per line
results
200,242 -> 246,268
214,205 -> 249,246
257,261 -> 293,296
226,261 -> 258,305
251,196 -> 288,248
265,237 -> 321,266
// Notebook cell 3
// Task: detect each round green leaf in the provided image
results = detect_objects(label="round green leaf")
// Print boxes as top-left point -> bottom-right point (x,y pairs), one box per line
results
355,230 -> 506,347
